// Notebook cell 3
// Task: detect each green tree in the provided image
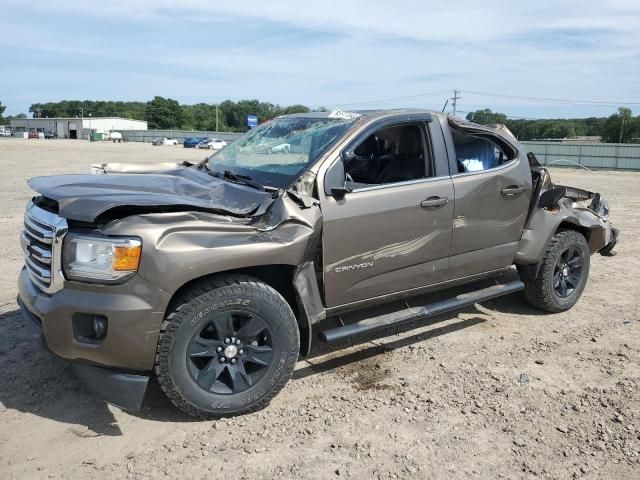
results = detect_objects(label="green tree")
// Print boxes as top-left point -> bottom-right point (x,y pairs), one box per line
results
0,101 -> 6,125
23,98 -> 318,132
465,108 -> 508,125
144,96 -> 184,129
181,103 -> 229,131
283,104 -> 310,115
601,107 -> 637,143
29,100 -> 147,120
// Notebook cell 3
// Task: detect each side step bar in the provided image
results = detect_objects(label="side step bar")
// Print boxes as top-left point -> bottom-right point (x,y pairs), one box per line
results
319,280 -> 524,345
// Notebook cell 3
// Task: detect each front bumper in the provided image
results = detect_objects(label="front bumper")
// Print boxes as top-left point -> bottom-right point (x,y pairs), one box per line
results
17,267 -> 171,410
18,295 -> 149,410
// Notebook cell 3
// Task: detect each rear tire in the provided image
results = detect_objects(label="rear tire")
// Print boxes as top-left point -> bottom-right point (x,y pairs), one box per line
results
155,275 -> 299,418
522,230 -> 590,313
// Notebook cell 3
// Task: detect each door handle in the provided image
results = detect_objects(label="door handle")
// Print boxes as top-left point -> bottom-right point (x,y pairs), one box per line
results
420,196 -> 449,208
501,185 -> 526,197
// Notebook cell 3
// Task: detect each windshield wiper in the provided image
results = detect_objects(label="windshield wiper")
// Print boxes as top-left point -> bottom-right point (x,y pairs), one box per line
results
200,163 -> 265,191
222,170 -> 265,191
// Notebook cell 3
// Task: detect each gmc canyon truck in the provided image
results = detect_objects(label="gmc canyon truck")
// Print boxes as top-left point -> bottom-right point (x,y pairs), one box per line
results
17,109 -> 619,418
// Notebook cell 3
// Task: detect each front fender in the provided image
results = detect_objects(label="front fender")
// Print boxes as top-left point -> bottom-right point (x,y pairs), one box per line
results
101,195 -> 323,298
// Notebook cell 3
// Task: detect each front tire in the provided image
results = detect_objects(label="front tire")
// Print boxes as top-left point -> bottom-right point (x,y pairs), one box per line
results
522,230 -> 590,313
155,275 -> 299,418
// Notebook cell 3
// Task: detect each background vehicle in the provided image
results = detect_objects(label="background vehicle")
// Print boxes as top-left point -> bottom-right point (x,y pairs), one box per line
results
151,137 -> 179,146
109,131 -> 123,143
184,136 -> 207,148
18,110 -> 618,418
270,142 -> 290,154
0,126 -> 11,137
27,131 -> 38,139
197,138 -> 227,150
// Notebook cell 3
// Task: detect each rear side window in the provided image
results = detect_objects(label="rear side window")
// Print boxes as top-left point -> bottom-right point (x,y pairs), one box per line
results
451,129 -> 513,173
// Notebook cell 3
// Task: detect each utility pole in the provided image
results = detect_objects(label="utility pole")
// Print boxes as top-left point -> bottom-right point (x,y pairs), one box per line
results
216,105 -> 219,132
618,115 -> 626,144
451,89 -> 461,117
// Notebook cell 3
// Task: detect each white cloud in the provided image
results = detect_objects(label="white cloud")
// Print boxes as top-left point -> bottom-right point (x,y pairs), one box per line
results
2,1 -> 639,116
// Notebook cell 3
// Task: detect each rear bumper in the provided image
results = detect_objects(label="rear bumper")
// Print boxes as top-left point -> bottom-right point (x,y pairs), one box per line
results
599,226 -> 620,256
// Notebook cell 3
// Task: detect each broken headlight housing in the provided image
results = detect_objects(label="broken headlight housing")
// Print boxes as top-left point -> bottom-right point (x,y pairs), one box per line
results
62,234 -> 142,282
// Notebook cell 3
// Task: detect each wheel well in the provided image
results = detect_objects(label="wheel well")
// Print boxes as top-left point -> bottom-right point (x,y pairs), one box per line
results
166,265 -> 297,316
518,221 -> 591,281
557,221 -> 591,242
164,265 -> 308,350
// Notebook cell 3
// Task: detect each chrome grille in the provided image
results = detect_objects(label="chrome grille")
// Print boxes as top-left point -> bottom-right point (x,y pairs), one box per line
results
21,202 -> 67,293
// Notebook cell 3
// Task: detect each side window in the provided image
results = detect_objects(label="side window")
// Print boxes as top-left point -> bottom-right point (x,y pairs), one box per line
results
344,123 -> 430,187
451,129 -> 513,173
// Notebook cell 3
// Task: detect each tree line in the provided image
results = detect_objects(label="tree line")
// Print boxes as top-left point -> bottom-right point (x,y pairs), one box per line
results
1,97 -> 637,143
465,108 -> 639,143
20,97 -> 309,132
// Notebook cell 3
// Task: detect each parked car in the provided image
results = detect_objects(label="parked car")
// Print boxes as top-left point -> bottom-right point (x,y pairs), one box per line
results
28,131 -> 38,139
109,132 -> 123,143
152,138 -> 179,146
18,109 -> 619,418
184,137 -> 207,148
44,131 -> 55,139
270,143 -> 291,154
197,138 -> 228,150
0,126 -> 11,137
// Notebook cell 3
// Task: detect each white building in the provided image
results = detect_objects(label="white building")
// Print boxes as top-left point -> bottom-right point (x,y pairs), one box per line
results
9,117 -> 147,139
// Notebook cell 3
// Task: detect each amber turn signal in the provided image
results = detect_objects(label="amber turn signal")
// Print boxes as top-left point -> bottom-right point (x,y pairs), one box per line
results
113,245 -> 141,271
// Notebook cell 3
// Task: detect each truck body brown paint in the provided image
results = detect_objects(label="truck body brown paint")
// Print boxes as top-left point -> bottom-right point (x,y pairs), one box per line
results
17,110 -> 618,412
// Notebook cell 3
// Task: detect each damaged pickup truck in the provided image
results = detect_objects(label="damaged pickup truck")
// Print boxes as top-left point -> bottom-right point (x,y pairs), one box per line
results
17,109 -> 619,418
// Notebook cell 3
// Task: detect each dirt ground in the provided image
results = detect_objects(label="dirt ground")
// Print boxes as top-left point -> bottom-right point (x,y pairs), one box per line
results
0,139 -> 638,480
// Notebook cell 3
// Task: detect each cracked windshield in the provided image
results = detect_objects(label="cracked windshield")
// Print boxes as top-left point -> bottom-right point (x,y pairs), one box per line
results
208,115 -> 355,188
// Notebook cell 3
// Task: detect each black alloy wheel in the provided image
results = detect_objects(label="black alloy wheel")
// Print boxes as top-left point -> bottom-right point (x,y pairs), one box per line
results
186,311 -> 274,395
522,229 -> 591,313
553,246 -> 583,298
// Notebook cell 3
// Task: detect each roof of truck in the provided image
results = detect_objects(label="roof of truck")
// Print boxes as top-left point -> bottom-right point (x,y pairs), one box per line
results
280,108 -> 444,121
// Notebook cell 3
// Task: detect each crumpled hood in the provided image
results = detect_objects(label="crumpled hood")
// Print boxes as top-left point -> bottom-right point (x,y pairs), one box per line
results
28,164 -> 272,223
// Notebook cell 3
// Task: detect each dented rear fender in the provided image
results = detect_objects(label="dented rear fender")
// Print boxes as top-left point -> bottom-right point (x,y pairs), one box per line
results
516,169 -> 618,265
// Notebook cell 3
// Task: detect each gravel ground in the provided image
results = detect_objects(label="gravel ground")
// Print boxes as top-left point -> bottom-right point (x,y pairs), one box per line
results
0,139 -> 638,480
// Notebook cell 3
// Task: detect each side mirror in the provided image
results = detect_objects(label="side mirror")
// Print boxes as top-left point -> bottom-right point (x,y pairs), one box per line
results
330,185 -> 352,199
324,155 -> 353,198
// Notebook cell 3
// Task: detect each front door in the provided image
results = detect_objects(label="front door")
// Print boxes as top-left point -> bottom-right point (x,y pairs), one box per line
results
320,119 -> 454,308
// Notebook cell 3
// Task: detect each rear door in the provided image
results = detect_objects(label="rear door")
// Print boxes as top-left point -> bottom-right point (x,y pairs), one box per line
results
320,115 -> 454,308
441,119 -> 532,279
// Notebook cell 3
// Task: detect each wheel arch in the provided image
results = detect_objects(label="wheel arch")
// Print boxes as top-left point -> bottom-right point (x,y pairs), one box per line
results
164,264 -> 322,356
517,213 -> 601,281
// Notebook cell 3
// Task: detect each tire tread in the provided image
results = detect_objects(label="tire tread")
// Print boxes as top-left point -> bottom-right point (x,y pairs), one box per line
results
154,274 -> 299,419
522,229 -> 590,313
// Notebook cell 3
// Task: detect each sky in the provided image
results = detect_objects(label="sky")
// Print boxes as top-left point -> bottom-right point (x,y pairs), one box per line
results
1,0 -> 639,119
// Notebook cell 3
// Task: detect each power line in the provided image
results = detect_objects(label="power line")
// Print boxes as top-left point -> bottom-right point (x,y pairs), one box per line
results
334,90 -> 449,108
464,90 -> 640,107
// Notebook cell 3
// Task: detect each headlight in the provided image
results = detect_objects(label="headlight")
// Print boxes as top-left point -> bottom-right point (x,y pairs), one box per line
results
62,234 -> 142,282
